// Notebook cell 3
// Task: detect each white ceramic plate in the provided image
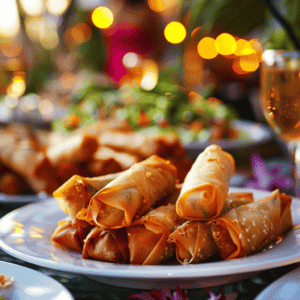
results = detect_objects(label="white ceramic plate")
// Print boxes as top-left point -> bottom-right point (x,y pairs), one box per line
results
0,188 -> 299,290
185,120 -> 273,158
0,261 -> 74,300
255,264 -> 300,300
0,193 -> 47,204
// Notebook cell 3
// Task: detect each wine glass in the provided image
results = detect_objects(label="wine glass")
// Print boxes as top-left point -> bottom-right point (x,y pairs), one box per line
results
260,49 -> 300,196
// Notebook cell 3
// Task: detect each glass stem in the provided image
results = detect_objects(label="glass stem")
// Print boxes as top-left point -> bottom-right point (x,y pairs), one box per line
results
288,141 -> 300,197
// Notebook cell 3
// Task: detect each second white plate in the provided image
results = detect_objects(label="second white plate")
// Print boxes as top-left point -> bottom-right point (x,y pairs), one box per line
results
0,261 -> 74,300
0,188 -> 299,290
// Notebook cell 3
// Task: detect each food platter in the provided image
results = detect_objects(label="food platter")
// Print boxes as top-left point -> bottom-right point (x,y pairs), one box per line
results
0,261 -> 74,300
0,187 -> 299,290
184,120 -> 273,158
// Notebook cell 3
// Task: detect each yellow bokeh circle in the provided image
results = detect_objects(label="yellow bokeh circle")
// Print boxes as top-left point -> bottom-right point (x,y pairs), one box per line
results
197,37 -> 218,59
164,22 -> 186,44
239,53 -> 259,72
92,7 -> 113,29
215,33 -> 237,55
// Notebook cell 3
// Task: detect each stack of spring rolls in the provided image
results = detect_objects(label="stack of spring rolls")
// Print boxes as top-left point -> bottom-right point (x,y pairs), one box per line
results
0,120 -> 193,195
51,144 -> 293,265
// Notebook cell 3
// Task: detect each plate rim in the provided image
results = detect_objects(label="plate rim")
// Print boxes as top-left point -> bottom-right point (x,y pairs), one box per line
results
0,260 -> 74,300
184,119 -> 273,150
0,187 -> 299,281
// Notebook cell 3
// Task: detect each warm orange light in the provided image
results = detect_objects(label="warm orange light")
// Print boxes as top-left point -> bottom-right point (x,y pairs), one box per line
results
239,53 -> 259,72
249,39 -> 263,62
234,39 -> 248,56
7,75 -> 26,98
92,7 -> 113,29
148,0 -> 176,12
71,23 -> 92,44
0,43 -> 22,57
191,27 -> 201,39
197,37 -> 218,59
232,60 -> 248,74
164,22 -> 186,44
215,33 -> 237,55
240,42 -> 256,55
60,72 -> 76,89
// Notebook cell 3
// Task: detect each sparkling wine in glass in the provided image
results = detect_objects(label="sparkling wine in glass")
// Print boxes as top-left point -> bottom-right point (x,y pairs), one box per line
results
260,50 -> 300,196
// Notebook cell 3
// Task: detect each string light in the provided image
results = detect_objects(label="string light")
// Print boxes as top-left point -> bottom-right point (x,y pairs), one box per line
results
164,22 -> 186,44
92,7 -> 114,29
215,33 -> 237,56
197,37 -> 218,59
240,53 -> 259,72
0,0 -> 20,38
46,0 -> 70,16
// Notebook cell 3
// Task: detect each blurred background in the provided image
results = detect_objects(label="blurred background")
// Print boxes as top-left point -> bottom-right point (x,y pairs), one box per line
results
0,0 -> 299,196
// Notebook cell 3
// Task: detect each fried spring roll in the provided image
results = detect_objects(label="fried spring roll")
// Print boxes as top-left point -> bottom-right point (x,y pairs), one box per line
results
88,146 -> 141,176
126,204 -> 185,265
53,172 -> 123,224
46,133 -> 98,166
99,131 -> 184,159
83,155 -> 177,229
0,133 -> 60,193
176,144 -> 235,220
168,192 -> 254,264
51,219 -> 92,252
82,227 -> 129,263
0,172 -> 28,195
210,189 -> 293,259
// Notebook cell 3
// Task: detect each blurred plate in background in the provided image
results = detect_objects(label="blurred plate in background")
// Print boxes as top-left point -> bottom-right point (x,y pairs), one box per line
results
185,120 -> 273,159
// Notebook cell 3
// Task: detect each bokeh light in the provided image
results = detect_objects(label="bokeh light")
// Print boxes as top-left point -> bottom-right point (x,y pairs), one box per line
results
148,0 -> 177,12
234,39 -> 248,56
7,74 -> 26,98
164,22 -> 186,44
46,0 -> 70,16
191,27 -> 201,39
123,52 -> 140,69
0,43 -> 23,58
140,60 -> 158,91
0,0 -> 20,38
91,7 -> 114,29
197,37 -> 218,59
239,53 -> 259,72
215,33 -> 237,55
64,23 -> 92,46
19,0 -> 45,16
232,60 -> 248,74
248,38 -> 263,62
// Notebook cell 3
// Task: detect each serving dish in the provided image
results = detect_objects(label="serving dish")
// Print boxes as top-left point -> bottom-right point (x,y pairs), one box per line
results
0,260 -> 74,300
0,192 -> 48,204
184,120 -> 273,159
0,187 -> 299,290
255,264 -> 300,300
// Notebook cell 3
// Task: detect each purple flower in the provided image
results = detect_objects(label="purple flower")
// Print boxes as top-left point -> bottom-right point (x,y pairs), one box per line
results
244,154 -> 293,193
128,286 -> 237,300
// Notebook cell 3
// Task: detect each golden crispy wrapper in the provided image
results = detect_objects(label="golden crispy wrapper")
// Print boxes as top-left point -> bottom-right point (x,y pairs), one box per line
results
99,131 -> 184,159
168,192 -> 254,264
46,133 -> 98,165
126,204 -> 185,265
210,189 -> 293,259
176,144 -> 235,220
84,155 -> 177,229
82,227 -> 129,263
51,218 -> 92,252
53,172 -> 122,225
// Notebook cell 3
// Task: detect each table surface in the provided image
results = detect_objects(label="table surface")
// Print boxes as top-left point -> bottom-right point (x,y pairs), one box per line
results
0,138 -> 298,300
